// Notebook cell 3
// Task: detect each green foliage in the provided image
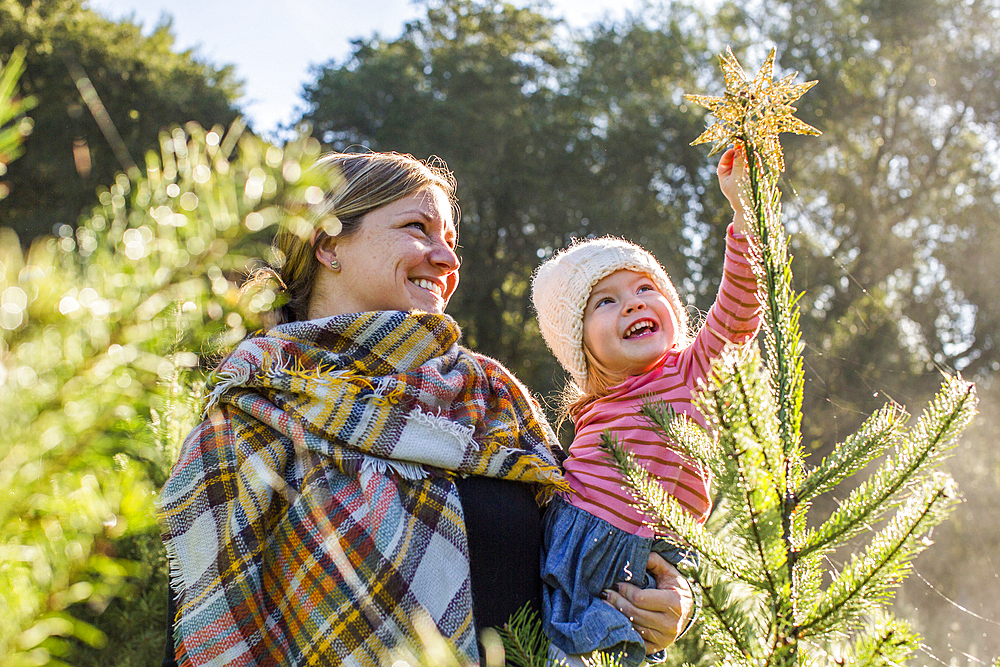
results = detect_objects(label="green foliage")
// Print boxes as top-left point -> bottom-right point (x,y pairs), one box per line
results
66,531 -> 171,667
848,613 -> 919,667
0,0 -> 243,241
497,605 -> 551,667
0,121 -> 328,665
0,47 -> 35,177
0,0 -> 995,663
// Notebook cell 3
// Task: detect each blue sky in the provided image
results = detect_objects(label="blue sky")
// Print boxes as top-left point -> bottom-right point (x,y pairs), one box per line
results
89,0 -> 639,138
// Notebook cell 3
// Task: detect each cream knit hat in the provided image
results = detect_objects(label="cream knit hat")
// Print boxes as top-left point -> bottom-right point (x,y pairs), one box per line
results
531,237 -> 688,387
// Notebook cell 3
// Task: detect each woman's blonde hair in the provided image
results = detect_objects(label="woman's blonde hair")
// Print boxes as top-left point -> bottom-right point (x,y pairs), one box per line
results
244,151 -> 458,327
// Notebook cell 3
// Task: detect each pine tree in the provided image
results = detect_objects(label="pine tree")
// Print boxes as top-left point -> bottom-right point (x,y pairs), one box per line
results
0,48 -> 33,175
0,115 -> 330,663
604,48 -> 978,666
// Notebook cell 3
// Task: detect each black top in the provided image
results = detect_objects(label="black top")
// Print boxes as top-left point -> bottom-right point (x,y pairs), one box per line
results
455,475 -> 544,632
163,476 -> 543,665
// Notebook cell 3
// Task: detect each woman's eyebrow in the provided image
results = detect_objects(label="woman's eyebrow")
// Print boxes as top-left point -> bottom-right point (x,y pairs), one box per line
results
393,208 -> 456,232
391,208 -> 434,221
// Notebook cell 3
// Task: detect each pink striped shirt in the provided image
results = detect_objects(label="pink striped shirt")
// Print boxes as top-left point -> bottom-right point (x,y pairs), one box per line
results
563,226 -> 761,537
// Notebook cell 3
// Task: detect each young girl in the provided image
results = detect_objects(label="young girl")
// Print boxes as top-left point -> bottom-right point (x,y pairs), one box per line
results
531,147 -> 759,665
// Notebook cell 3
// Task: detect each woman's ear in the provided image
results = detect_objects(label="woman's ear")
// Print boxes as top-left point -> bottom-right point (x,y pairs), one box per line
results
314,237 -> 341,272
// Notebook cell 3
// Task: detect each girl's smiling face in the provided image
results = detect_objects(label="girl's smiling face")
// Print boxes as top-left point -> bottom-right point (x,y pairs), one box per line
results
582,270 -> 678,381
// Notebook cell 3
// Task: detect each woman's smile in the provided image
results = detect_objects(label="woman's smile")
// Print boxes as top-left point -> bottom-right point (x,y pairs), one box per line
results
411,277 -> 445,296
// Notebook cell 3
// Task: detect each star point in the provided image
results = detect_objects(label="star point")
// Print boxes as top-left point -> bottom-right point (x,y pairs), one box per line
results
684,47 -> 821,172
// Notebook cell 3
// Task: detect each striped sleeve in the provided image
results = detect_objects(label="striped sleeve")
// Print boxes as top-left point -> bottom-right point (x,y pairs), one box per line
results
679,224 -> 761,382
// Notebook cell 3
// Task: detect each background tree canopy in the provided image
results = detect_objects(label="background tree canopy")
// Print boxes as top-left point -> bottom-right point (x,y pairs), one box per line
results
0,0 -> 243,241
2,0 -> 998,663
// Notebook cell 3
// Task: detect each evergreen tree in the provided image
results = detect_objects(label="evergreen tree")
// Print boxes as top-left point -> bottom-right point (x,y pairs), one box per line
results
605,47 -> 978,665
0,0 -> 243,243
0,117 -> 329,664
0,47 -> 34,177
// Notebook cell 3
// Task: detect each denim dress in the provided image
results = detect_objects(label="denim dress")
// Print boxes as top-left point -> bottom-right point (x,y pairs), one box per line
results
541,496 -> 698,666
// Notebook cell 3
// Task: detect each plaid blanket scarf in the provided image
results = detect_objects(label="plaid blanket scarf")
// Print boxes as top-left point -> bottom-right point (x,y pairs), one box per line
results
158,311 -> 567,667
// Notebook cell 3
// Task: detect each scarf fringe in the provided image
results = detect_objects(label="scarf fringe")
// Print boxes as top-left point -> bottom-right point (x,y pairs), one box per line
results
361,455 -> 429,480
408,405 -> 478,450
205,365 -> 251,413
158,496 -> 187,658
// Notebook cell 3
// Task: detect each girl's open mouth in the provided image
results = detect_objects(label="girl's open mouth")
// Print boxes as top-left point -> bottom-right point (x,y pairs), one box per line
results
624,319 -> 658,339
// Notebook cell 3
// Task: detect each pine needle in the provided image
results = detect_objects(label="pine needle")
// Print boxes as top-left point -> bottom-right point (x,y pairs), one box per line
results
498,604 -> 551,667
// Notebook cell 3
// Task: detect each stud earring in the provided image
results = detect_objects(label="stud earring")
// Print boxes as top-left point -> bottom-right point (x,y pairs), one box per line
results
328,258 -> 341,272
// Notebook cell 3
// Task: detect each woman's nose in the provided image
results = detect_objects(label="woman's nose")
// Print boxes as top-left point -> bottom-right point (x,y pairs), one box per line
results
430,240 -> 461,272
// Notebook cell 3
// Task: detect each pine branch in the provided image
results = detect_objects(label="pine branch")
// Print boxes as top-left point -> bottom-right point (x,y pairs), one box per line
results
639,402 -> 721,479
645,348 -> 786,539
705,350 -> 787,514
693,386 -> 761,529
579,651 -> 627,667
0,47 -> 37,166
731,356 -> 786,486
740,150 -> 809,661
670,545 -> 764,663
796,402 -> 909,504
788,548 -> 825,627
742,153 -> 805,462
848,613 -> 918,667
601,435 -> 766,588
902,375 -> 978,475
498,603 -> 550,667
799,376 -> 977,558
691,355 -> 783,536
700,381 -> 789,591
799,475 -> 959,638
698,609 -> 757,667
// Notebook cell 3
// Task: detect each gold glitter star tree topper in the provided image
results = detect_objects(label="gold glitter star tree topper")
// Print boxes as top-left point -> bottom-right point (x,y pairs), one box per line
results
684,47 -> 820,172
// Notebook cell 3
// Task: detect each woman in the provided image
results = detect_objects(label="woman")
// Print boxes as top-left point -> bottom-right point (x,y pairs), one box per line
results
158,151 -> 694,666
